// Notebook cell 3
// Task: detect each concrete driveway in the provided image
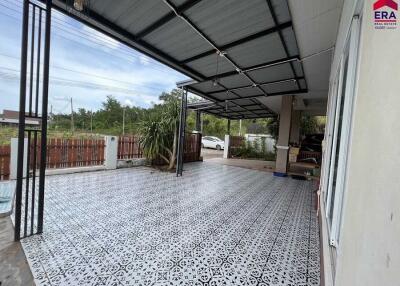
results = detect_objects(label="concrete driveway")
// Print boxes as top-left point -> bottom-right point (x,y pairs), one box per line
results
201,148 -> 223,160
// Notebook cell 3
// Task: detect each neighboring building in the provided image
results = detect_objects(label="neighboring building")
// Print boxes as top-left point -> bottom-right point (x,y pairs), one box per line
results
0,110 -> 41,127
244,134 -> 276,153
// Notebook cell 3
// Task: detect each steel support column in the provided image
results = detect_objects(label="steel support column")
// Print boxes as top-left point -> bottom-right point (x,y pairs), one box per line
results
176,88 -> 188,177
227,119 -> 231,135
195,111 -> 201,132
15,0 -> 52,241
37,0 -> 52,234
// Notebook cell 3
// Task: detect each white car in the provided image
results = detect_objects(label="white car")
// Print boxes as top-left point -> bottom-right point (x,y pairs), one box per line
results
202,136 -> 225,150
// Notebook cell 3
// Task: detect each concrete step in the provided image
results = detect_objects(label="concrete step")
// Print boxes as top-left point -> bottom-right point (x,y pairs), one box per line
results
0,181 -> 15,218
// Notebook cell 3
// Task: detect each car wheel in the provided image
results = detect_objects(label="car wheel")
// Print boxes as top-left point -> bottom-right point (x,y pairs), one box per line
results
216,145 -> 221,151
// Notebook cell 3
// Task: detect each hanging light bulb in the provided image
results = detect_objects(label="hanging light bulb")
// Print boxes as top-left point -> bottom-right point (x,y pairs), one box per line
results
74,0 -> 84,11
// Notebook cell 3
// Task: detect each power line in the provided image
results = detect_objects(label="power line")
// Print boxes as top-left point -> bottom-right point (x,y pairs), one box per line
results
0,68 -> 168,97
0,8 -> 170,74
0,2 -> 180,75
0,53 -> 171,92
0,0 -> 169,69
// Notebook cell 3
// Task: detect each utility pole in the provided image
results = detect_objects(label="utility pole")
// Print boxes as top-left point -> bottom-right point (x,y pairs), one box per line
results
49,104 -> 53,128
70,97 -> 74,133
239,119 -> 242,136
90,110 -> 93,134
122,107 -> 126,136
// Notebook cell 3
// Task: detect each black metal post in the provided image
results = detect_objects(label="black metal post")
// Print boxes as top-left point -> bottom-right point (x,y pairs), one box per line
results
14,0 -> 30,242
227,119 -> 231,135
28,6 -> 35,116
37,0 -> 52,234
176,88 -> 187,177
195,111 -> 201,132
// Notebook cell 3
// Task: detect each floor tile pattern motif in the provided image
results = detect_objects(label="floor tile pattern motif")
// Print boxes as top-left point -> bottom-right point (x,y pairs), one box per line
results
20,163 -> 320,285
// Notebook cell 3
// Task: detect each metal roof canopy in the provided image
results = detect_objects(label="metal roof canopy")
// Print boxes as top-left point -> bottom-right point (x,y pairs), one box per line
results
46,0 -> 308,120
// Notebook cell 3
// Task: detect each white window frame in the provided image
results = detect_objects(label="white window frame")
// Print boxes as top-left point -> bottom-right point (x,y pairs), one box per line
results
321,74 -> 339,205
327,16 -> 362,247
323,16 -> 361,247
324,59 -> 345,221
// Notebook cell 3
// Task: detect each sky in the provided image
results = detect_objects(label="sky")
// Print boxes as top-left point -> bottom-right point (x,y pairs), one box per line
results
0,0 -> 189,114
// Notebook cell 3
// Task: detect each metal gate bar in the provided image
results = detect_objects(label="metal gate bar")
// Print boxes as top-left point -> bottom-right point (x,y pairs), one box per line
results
176,88 -> 188,177
15,0 -> 52,241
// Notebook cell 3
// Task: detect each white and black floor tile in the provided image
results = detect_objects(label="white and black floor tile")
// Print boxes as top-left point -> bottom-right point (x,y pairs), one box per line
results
19,162 -> 320,285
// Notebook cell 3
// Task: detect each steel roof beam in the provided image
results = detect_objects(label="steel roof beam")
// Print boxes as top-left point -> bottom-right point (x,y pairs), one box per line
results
136,0 -> 203,39
226,89 -> 309,101
206,108 -> 274,115
202,56 -> 299,81
180,21 -> 292,64
198,102 -> 270,112
162,0 -> 270,99
207,77 -> 304,95
265,0 -> 307,91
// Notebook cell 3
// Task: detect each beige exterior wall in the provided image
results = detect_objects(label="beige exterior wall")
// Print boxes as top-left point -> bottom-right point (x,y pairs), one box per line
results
290,110 -> 301,144
334,1 -> 400,285
321,0 -> 400,285
275,95 -> 293,173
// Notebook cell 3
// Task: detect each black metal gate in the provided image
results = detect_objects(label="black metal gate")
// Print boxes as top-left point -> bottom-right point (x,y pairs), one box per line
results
14,0 -> 52,241
176,88 -> 188,177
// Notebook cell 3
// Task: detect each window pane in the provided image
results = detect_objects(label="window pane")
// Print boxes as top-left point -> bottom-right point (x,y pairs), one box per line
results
328,53 -> 349,225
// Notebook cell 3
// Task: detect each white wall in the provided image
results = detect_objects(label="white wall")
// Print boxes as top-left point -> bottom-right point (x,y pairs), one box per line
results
245,134 -> 276,153
334,1 -> 400,285
321,0 -> 400,285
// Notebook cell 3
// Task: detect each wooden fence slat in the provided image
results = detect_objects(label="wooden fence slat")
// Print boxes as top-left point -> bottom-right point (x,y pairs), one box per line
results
0,146 -> 11,180
117,136 -> 143,160
0,133 -> 202,181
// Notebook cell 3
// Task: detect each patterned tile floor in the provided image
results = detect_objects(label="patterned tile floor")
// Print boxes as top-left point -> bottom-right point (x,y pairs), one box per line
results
20,163 -> 320,286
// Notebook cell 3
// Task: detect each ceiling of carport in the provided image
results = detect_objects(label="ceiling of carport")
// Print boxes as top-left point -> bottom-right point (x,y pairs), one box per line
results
257,0 -> 344,115
48,0 -> 320,119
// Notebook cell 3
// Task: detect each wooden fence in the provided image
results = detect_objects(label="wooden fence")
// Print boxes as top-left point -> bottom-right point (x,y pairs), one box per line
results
44,138 -> 105,169
0,145 -> 10,180
0,134 -> 202,180
183,133 -> 202,163
118,136 -> 142,159
152,133 -> 202,165
229,136 -> 245,157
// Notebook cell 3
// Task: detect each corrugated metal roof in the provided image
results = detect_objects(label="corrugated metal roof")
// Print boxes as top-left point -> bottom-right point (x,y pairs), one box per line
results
211,91 -> 239,101
93,0 -> 171,35
261,80 -> 298,94
184,0 -> 275,46
52,0 -> 308,119
219,74 -> 250,89
234,87 -> 263,98
281,27 -> 299,57
247,63 -> 294,83
227,33 -> 286,68
270,0 -> 291,24
186,54 -> 235,78
143,18 -> 211,61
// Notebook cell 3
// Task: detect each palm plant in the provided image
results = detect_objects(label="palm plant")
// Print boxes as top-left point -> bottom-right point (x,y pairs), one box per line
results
139,92 -> 181,170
